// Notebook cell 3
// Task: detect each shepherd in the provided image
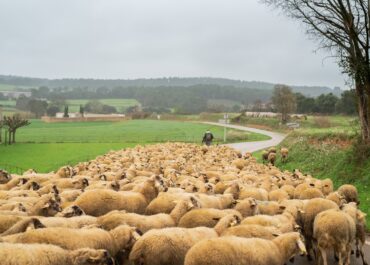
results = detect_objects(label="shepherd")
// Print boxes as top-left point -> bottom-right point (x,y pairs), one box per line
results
202,130 -> 214,146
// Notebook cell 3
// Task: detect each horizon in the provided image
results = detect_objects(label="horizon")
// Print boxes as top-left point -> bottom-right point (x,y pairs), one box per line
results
0,74 -> 342,89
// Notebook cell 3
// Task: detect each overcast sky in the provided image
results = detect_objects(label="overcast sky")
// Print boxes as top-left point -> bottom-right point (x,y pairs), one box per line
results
0,0 -> 346,87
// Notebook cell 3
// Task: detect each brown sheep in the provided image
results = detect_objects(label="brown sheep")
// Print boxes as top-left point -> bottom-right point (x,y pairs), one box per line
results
129,214 -> 240,265
0,243 -> 114,265
75,176 -> 166,216
221,224 -> 281,239
2,225 -> 140,258
313,209 -> 356,265
178,208 -> 242,228
299,198 -> 339,261
97,198 -> 199,232
184,232 -> 306,265
280,147 -> 289,163
338,184 -> 359,204
1,217 -> 45,236
298,188 -> 324,200
0,169 -> 11,184
268,152 -> 277,166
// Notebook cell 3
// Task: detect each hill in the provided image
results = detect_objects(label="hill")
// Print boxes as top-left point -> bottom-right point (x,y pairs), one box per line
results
0,75 -> 340,97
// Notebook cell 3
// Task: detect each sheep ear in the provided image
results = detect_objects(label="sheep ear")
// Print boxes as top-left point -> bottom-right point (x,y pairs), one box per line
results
279,205 -> 286,210
43,203 -> 50,209
272,233 -> 280,237
212,217 -> 221,221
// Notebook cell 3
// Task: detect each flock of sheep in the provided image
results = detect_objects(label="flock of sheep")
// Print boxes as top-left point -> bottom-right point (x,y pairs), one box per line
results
0,142 -> 367,265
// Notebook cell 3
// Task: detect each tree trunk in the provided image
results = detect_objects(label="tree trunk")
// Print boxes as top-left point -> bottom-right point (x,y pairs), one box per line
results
356,82 -> 370,142
0,127 -> 2,143
12,130 -> 16,143
8,130 -> 12,145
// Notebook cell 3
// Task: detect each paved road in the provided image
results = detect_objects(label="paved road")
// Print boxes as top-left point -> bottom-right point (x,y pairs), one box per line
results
205,122 -> 370,265
203,122 -> 287,153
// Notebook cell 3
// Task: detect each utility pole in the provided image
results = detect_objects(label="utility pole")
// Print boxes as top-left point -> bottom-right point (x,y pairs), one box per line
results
223,113 -> 229,143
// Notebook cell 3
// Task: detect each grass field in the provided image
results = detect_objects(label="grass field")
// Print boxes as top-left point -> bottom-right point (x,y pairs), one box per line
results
0,119 -> 269,172
67,99 -> 139,112
0,84 -> 32,91
0,143 -> 137,173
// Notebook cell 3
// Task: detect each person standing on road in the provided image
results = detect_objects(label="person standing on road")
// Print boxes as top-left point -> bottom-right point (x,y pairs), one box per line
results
202,130 -> 214,146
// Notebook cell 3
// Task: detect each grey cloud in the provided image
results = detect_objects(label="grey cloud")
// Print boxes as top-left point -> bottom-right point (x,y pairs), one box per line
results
0,0 -> 345,87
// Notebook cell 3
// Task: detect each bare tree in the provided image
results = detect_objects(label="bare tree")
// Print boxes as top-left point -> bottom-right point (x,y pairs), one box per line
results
272,84 -> 297,124
262,0 -> 370,141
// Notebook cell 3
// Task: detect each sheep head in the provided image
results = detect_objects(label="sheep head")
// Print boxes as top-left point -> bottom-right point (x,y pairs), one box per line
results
41,195 -> 62,216
0,170 -> 11,184
30,181 -> 40,191
71,249 -> 114,265
58,205 -> 85,218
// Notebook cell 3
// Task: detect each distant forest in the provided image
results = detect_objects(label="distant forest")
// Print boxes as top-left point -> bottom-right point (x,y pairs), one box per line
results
0,75 -> 344,114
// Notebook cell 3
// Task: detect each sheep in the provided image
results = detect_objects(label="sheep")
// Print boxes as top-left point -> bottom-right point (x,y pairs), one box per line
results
223,182 -> 240,199
184,232 -> 307,265
75,176 -> 166,216
0,176 -> 28,191
239,187 -> 268,201
299,198 -> 339,260
129,214 -> 240,265
321,178 -> 334,196
234,197 -> 259,217
341,203 -> 368,265
280,184 -> 295,198
326,192 -> 346,206
313,209 -> 356,265
145,192 -> 195,215
338,184 -> 359,204
1,217 -> 45,236
221,224 -> 281,239
268,152 -> 277,165
28,193 -> 62,216
97,198 -> 199,232
178,208 -> 242,228
280,147 -> 289,163
0,169 -> 11,184
294,183 -> 312,199
257,200 -> 286,216
262,150 -> 269,163
299,187 -> 324,200
0,243 -> 114,265
268,146 -> 277,153
195,193 -> 235,209
38,216 -> 98,229
269,189 -> 290,202
57,205 -> 86,218
2,224 -> 140,258
0,215 -> 23,233
241,211 -> 297,233
55,165 -> 76,178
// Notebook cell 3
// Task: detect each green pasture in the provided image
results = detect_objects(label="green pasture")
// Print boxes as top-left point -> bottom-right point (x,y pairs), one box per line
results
0,119 -> 269,172
67,99 -> 139,112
